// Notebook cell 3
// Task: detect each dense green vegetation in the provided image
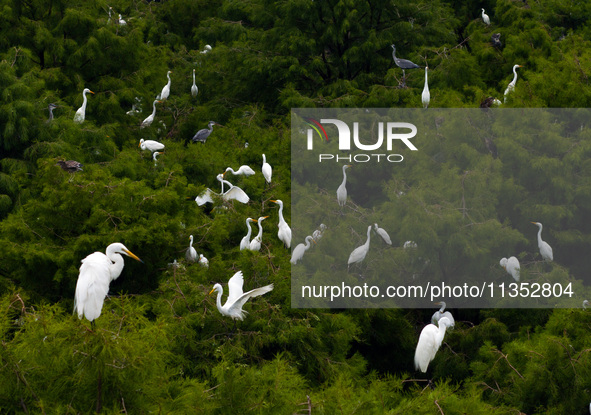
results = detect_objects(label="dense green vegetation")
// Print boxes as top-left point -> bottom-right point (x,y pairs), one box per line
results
1,0 -> 591,413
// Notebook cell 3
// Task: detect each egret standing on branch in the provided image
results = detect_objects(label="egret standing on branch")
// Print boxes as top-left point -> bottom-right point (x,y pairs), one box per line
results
422,67 -> 430,108
271,199 -> 291,248
249,216 -> 269,251
192,121 -> 217,143
391,44 -> 420,87
141,100 -> 162,128
186,235 -> 197,263
262,154 -> 272,184
337,164 -> 352,207
291,236 -> 315,265
531,221 -> 553,261
374,223 -> 392,245
159,71 -> 172,101
348,225 -> 372,270
191,69 -> 198,97
74,243 -> 142,323
481,8 -> 490,25
139,138 -> 165,153
240,218 -> 258,250
73,88 -> 94,123
225,165 -> 256,176
504,64 -> 523,102
209,271 -> 273,321
431,301 -> 455,327
414,316 -> 452,373
118,14 -> 126,26
500,256 -> 520,281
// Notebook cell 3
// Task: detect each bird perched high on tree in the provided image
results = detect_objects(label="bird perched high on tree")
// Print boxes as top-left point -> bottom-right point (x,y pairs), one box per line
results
391,44 -> 420,87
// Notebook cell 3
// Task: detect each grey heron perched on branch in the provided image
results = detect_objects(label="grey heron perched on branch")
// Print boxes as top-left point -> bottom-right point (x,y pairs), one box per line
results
192,121 -> 218,143
56,159 -> 83,173
391,44 -> 420,87
47,103 -> 58,122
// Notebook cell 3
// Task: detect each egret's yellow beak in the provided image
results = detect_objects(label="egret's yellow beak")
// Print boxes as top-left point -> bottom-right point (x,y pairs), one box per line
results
123,249 -> 143,263
270,200 -> 277,203
209,288 -> 216,295
89,90 -> 95,94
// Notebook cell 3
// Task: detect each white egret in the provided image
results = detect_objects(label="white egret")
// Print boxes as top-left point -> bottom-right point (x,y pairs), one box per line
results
192,121 -> 217,143
414,316 -> 452,373
481,8 -> 490,25
220,174 -> 250,204
348,225 -> 372,269
209,271 -> 273,321
186,235 -> 197,262
139,138 -> 165,153
191,69 -> 198,97
403,240 -> 418,249
431,301 -> 455,327
500,256 -> 520,282
199,254 -> 209,268
270,199 -> 291,248
531,221 -> 553,261
422,66 -> 430,108
337,164 -> 352,207
118,13 -> 126,25
225,165 -> 256,176
141,100 -> 162,128
73,88 -> 94,123
249,216 -> 269,251
290,236 -> 315,265
74,243 -> 142,322
200,45 -> 212,54
262,154 -> 272,184
583,300 -> 589,309
504,64 -> 523,102
153,151 -> 161,165
159,70 -> 172,101
240,218 -> 258,250
374,223 -> 392,245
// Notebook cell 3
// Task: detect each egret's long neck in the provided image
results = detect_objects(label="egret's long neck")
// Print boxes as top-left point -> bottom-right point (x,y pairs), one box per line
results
256,221 -> 264,239
304,237 -> 312,249
511,67 -> 518,85
189,238 -> 193,249
439,302 -> 446,313
216,289 -> 224,312
537,225 -> 543,244
246,221 -> 253,238
109,253 -> 125,281
167,73 -> 171,84
341,167 -> 348,186
278,203 -> 285,224
424,68 -> 428,86
151,101 -> 157,117
49,108 -> 54,121
365,226 -> 371,247
81,92 -> 88,111
192,71 -> 196,84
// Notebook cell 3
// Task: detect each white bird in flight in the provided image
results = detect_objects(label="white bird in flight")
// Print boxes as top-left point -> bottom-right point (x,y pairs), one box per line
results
209,271 -> 273,320
531,221 -> 553,261
414,316 -> 452,373
73,88 -> 94,123
74,243 -> 142,323
500,256 -> 520,281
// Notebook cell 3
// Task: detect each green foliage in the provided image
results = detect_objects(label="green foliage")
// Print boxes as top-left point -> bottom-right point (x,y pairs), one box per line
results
0,0 -> 590,413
